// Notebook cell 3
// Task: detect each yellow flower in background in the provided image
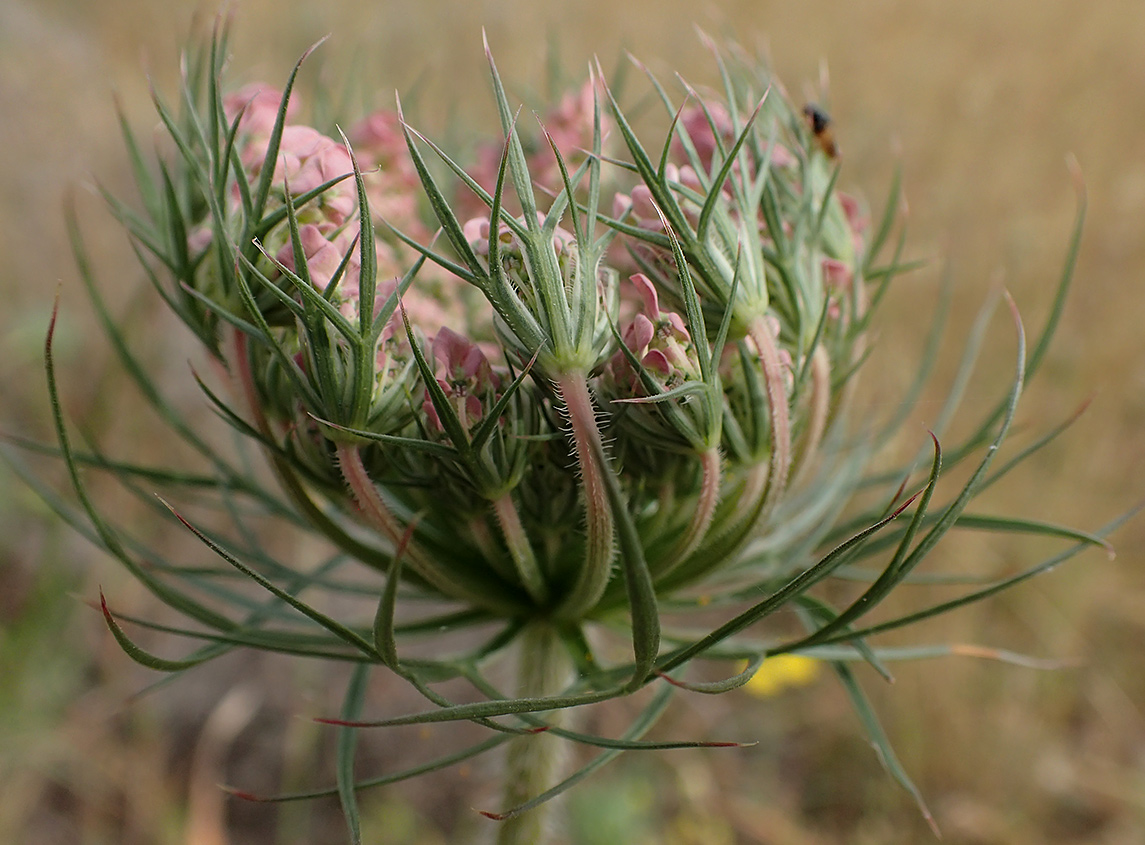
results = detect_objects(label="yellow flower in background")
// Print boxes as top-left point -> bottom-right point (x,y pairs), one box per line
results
745,655 -> 821,698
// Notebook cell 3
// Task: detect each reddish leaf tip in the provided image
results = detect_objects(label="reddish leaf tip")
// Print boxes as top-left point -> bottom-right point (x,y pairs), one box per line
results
297,35 -> 331,66
47,290 -> 61,341
891,488 -> 924,520
220,785 -> 265,802
314,716 -> 376,728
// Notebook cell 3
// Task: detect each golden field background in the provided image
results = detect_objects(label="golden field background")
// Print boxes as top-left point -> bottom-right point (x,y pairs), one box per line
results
1,0 -> 1143,843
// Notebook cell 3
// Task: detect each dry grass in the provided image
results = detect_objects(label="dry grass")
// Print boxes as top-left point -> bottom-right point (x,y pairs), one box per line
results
2,0 -> 1143,842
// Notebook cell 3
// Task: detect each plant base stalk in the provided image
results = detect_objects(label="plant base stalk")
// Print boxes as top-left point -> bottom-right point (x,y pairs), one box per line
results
496,623 -> 572,845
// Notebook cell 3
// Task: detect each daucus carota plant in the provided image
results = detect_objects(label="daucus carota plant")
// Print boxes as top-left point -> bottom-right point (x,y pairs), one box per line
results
11,21 -> 1126,844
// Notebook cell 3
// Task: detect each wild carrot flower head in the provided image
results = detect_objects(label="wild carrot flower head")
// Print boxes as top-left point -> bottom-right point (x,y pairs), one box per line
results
35,25 -> 1109,842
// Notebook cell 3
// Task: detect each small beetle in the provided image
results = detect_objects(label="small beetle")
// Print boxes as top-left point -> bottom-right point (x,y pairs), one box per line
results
802,103 -> 838,158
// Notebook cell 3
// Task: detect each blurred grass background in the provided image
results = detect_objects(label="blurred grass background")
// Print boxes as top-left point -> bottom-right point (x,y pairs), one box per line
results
2,0 -> 1143,842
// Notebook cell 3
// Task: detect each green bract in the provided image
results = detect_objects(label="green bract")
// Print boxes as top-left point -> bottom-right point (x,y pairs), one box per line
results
11,21 -> 1123,845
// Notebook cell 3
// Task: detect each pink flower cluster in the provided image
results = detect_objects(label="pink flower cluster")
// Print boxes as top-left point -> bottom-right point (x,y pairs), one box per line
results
218,85 -> 472,336
610,97 -> 872,336
528,79 -> 605,195
204,83 -> 869,433
348,110 -> 426,236
671,101 -> 733,173
225,84 -> 357,227
202,83 -> 513,425
606,273 -> 699,395
422,327 -> 502,432
612,162 -> 704,234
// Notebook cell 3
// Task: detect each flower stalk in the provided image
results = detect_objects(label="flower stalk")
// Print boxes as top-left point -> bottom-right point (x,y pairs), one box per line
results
554,371 -> 615,618
496,623 -> 574,845
336,443 -> 520,614
656,446 -> 723,578
791,345 -> 832,487
492,492 -> 549,605
746,313 -> 793,516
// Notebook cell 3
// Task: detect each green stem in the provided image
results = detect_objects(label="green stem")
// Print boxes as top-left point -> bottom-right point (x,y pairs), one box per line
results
497,623 -> 572,845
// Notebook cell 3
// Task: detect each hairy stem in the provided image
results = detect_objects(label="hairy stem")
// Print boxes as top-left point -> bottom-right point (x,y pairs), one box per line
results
554,371 -> 615,618
748,314 -> 792,517
656,459 -> 768,590
336,443 -> 515,612
656,447 -> 723,578
792,345 -> 831,488
229,328 -> 389,571
493,492 -> 549,605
